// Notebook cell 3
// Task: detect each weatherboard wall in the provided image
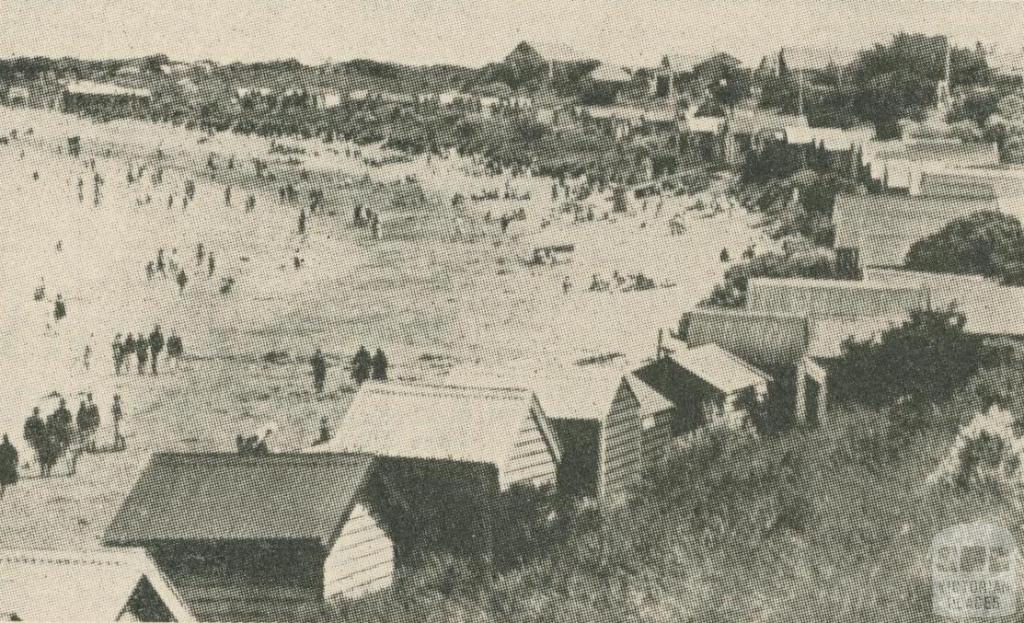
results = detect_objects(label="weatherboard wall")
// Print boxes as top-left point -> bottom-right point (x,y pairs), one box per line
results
599,380 -> 644,509
501,399 -> 559,492
323,501 -> 394,601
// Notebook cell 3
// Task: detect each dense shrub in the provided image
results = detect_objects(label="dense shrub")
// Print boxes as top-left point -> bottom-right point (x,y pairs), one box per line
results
832,308 -> 983,408
904,211 -> 1024,284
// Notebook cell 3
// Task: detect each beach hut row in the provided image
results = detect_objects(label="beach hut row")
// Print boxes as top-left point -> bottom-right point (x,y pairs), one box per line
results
6,346 -> 819,621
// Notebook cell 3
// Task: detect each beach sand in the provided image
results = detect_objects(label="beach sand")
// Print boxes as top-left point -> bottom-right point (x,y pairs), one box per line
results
0,106 -> 770,550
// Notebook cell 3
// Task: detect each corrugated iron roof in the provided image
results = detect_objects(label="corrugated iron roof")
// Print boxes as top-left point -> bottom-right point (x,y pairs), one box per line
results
672,345 -> 771,394
832,193 -> 1000,267
0,548 -> 195,622
686,308 -> 810,369
864,268 -> 1024,337
313,382 -> 560,467
747,277 -> 928,318
104,453 -> 375,547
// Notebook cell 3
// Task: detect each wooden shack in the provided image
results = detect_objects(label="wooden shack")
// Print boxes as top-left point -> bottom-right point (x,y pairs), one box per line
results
315,382 -> 561,493
0,548 -> 194,622
104,453 -> 393,622
446,366 -> 665,510
632,346 -> 770,436
682,308 -> 828,427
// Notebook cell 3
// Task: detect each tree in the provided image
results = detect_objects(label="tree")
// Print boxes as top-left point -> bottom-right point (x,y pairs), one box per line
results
832,308 -> 983,408
708,65 -> 751,112
904,211 -> 1024,284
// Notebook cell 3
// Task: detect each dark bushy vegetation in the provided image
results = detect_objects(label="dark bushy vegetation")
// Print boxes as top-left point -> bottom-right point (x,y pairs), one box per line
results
905,211 -> 1024,285
701,248 -> 840,308
832,308 -> 983,409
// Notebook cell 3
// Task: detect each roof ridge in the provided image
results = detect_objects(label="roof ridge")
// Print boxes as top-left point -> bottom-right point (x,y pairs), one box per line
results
363,381 -> 532,396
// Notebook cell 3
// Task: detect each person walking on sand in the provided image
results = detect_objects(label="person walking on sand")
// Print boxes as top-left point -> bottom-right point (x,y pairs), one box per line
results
83,342 -> 92,371
75,399 -> 90,450
0,433 -> 17,498
111,395 -> 126,450
149,325 -> 164,375
113,334 -> 124,375
135,333 -> 149,376
197,243 -> 205,266
311,348 -> 327,394
176,269 -> 188,295
166,330 -> 183,371
208,253 -> 215,277
53,294 -> 66,322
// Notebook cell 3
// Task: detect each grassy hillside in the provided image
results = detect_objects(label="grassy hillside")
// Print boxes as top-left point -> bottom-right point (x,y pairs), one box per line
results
329,361 -> 1023,622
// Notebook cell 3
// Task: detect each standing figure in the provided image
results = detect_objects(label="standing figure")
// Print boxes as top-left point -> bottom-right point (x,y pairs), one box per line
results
113,334 -> 124,375
149,325 -> 164,375
208,253 -> 215,277
111,395 -> 126,450
0,434 -> 17,498
166,330 -> 183,371
53,294 -> 67,322
371,348 -> 388,381
135,334 -> 149,375
176,269 -> 188,295
311,348 -> 327,394
351,346 -> 372,385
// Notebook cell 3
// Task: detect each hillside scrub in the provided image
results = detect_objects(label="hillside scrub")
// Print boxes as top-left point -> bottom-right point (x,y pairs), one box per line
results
904,211 -> 1024,285
328,360 -> 1023,622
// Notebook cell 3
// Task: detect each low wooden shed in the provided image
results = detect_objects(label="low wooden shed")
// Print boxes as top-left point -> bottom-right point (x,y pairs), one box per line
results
316,382 -> 561,493
104,453 -> 393,622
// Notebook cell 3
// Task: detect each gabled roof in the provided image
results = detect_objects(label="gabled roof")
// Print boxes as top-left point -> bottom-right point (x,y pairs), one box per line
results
0,548 -> 194,622
312,382 -> 560,466
104,453 -> 375,547
623,373 -> 675,415
446,365 -> 624,422
672,345 -> 771,394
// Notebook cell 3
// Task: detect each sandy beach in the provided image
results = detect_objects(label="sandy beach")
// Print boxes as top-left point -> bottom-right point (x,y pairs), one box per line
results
0,106 -> 769,550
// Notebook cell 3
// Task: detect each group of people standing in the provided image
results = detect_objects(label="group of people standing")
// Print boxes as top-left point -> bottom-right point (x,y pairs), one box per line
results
16,393 -> 127,480
113,326 -> 185,376
310,345 -> 389,394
